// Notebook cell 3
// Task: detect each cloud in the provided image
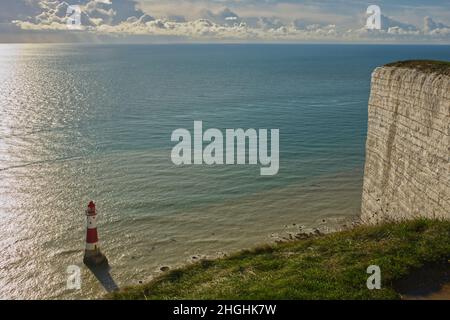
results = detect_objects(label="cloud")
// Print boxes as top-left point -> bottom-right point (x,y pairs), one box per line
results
2,0 -> 450,43
0,0 -> 41,23
424,16 -> 449,33
200,7 -> 241,26
380,15 -> 418,31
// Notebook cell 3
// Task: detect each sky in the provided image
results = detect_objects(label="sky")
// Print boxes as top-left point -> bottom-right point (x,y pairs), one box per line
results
0,0 -> 449,43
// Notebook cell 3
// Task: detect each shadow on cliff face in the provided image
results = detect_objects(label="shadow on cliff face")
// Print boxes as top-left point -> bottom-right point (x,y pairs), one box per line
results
394,262 -> 450,300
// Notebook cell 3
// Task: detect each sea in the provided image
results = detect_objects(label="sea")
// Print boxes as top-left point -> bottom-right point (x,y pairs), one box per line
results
0,43 -> 449,299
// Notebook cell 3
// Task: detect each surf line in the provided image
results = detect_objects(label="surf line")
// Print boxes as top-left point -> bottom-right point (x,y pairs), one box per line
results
171,121 -> 279,176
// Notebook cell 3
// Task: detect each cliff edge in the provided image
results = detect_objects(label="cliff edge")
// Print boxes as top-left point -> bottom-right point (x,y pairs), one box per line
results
361,60 -> 450,223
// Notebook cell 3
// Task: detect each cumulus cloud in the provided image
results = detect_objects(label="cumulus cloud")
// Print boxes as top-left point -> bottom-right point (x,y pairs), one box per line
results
6,1 -> 142,26
2,0 -> 450,43
200,7 -> 241,26
380,15 -> 418,32
424,16 -> 450,34
0,1 -> 38,22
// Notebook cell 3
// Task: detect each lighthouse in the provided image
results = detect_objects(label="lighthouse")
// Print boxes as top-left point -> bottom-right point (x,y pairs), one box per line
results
83,201 -> 108,267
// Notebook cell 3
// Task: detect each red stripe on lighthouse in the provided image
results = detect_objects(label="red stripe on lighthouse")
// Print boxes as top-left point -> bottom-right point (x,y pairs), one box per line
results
86,228 -> 99,243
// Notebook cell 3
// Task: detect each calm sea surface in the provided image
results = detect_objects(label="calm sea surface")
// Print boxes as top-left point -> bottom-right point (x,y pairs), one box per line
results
0,44 -> 449,299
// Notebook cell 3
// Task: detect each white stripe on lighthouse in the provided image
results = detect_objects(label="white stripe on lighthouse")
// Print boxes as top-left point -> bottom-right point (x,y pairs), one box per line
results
87,215 -> 97,229
85,243 -> 98,250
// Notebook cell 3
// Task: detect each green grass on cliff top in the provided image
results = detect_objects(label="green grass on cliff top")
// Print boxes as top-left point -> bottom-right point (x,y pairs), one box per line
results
108,219 -> 450,300
385,60 -> 450,76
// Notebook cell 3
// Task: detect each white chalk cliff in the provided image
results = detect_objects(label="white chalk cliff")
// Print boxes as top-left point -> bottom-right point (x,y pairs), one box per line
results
361,61 -> 450,223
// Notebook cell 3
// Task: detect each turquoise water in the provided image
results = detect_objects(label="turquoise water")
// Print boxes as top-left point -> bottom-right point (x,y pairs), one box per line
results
0,44 -> 449,299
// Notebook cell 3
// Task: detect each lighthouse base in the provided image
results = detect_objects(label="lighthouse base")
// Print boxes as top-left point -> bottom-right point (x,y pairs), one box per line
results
84,250 -> 108,267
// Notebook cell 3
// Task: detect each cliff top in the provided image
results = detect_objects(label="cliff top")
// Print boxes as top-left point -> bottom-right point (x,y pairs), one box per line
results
385,60 -> 450,76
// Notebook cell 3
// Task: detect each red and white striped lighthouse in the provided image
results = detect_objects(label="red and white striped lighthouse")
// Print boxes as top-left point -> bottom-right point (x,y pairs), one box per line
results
83,201 -> 108,266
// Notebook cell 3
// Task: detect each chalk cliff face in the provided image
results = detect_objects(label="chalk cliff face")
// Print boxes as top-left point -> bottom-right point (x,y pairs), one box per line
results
361,62 -> 450,223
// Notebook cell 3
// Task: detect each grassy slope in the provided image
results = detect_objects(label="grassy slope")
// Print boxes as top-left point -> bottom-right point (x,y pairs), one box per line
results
385,60 -> 450,76
108,219 -> 450,300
